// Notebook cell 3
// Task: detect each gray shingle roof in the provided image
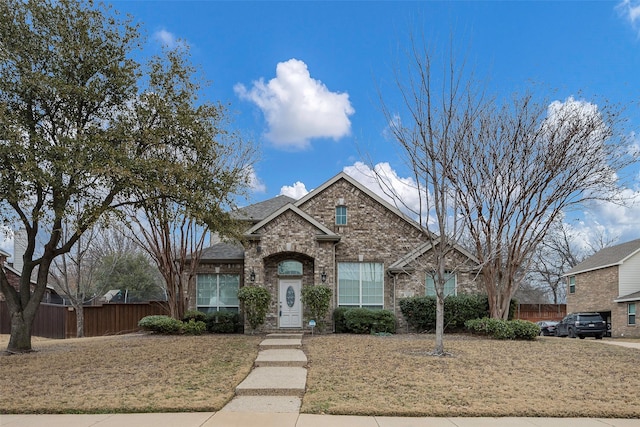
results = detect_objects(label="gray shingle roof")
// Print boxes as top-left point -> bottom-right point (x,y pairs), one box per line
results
565,238 -> 640,276
615,290 -> 640,302
232,195 -> 296,222
198,242 -> 245,261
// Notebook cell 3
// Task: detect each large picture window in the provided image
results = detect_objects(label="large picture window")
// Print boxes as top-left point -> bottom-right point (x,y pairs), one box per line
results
338,262 -> 384,308
197,274 -> 240,314
426,271 -> 456,297
629,303 -> 636,326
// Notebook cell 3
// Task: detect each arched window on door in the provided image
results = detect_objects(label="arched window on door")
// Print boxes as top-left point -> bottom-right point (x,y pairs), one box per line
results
278,260 -> 303,276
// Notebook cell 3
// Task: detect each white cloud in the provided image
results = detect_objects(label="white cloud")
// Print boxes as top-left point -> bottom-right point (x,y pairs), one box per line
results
246,166 -> 266,193
617,1 -> 640,34
343,162 -> 424,217
279,181 -> 309,199
153,29 -> 184,49
235,59 -> 355,150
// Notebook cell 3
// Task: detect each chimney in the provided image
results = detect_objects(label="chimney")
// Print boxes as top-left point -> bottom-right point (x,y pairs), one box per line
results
13,228 -> 27,274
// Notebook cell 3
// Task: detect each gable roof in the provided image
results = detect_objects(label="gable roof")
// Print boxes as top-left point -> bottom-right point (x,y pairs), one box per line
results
564,238 -> 640,276
244,203 -> 341,242
233,195 -> 296,223
388,239 -> 480,274
294,171 -> 429,236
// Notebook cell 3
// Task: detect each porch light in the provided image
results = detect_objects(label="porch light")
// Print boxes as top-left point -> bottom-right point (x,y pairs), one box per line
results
250,268 -> 256,282
321,269 -> 327,283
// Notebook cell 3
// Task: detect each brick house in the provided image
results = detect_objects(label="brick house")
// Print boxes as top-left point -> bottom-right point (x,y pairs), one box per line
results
0,247 -> 63,304
189,172 -> 481,333
564,238 -> 640,338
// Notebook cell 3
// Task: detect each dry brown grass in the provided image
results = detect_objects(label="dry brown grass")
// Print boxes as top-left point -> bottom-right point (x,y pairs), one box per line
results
0,334 -> 261,414
2,333 -> 639,417
302,334 -> 640,418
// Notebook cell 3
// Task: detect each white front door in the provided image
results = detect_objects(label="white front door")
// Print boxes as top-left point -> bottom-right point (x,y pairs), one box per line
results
279,279 -> 302,328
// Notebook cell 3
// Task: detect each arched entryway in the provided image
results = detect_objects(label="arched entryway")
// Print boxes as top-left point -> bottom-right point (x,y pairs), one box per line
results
263,252 -> 315,329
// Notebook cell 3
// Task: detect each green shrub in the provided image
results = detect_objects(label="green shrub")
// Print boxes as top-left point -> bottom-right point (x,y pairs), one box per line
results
182,319 -> 206,335
237,285 -> 271,333
138,315 -> 183,334
333,307 -> 350,333
301,285 -> 332,331
182,310 -> 208,323
465,317 -> 538,340
509,319 -> 540,340
207,311 -> 241,334
399,294 -> 489,332
342,308 -> 396,334
399,296 -> 436,332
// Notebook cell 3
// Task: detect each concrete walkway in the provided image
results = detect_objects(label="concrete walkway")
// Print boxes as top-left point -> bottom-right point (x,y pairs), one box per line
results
222,332 -> 307,413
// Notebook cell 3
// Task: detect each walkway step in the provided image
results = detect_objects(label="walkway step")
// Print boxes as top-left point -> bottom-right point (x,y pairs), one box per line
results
235,367 -> 307,397
221,396 -> 301,413
266,333 -> 303,339
259,338 -> 302,350
255,349 -> 307,367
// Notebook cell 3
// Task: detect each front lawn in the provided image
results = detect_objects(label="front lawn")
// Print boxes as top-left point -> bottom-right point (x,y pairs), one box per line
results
302,334 -> 639,418
0,334 -> 261,414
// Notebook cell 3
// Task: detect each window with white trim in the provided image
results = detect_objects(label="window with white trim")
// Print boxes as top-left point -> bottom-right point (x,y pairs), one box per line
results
336,205 -> 347,225
569,276 -> 575,294
196,274 -> 240,314
628,303 -> 636,326
426,271 -> 456,297
338,262 -> 384,309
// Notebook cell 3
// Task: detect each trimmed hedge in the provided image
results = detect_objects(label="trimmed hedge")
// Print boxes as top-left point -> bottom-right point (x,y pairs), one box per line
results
465,317 -> 539,340
333,307 -> 350,333
138,315 -> 183,334
237,285 -> 271,333
301,285 -> 332,331
182,310 -> 208,323
207,311 -> 242,334
182,319 -> 207,335
333,307 -> 396,334
399,294 -> 518,332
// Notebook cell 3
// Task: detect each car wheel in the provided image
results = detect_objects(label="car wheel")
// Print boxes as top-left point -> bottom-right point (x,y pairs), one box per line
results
578,335 -> 585,339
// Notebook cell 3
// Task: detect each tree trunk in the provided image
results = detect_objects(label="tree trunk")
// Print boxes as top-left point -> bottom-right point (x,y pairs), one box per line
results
8,310 -> 34,353
434,296 -> 445,355
76,304 -> 85,338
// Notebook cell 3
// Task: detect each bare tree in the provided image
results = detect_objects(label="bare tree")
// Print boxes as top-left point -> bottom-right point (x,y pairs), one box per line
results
451,93 -> 633,318
375,38 -> 482,355
125,205 -> 207,319
49,226 -> 99,338
527,218 -> 618,304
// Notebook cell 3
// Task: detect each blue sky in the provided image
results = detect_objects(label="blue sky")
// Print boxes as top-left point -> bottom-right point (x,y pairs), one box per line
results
3,0 -> 640,255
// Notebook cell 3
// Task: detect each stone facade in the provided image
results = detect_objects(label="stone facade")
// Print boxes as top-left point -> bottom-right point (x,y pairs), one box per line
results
192,172 -> 482,333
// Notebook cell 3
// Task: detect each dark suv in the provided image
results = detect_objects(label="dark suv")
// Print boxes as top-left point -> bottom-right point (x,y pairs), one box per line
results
555,313 -> 606,339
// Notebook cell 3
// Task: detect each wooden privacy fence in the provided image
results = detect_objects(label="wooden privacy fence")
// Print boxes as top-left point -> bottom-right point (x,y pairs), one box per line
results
516,303 -> 566,323
0,301 -> 169,339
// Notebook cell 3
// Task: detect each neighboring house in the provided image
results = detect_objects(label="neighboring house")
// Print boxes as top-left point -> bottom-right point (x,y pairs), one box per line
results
0,248 -> 63,304
564,238 -> 640,338
189,172 -> 481,333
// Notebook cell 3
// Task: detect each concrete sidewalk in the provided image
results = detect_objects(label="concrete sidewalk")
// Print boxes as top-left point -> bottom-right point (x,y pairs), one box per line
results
1,413 -> 639,427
